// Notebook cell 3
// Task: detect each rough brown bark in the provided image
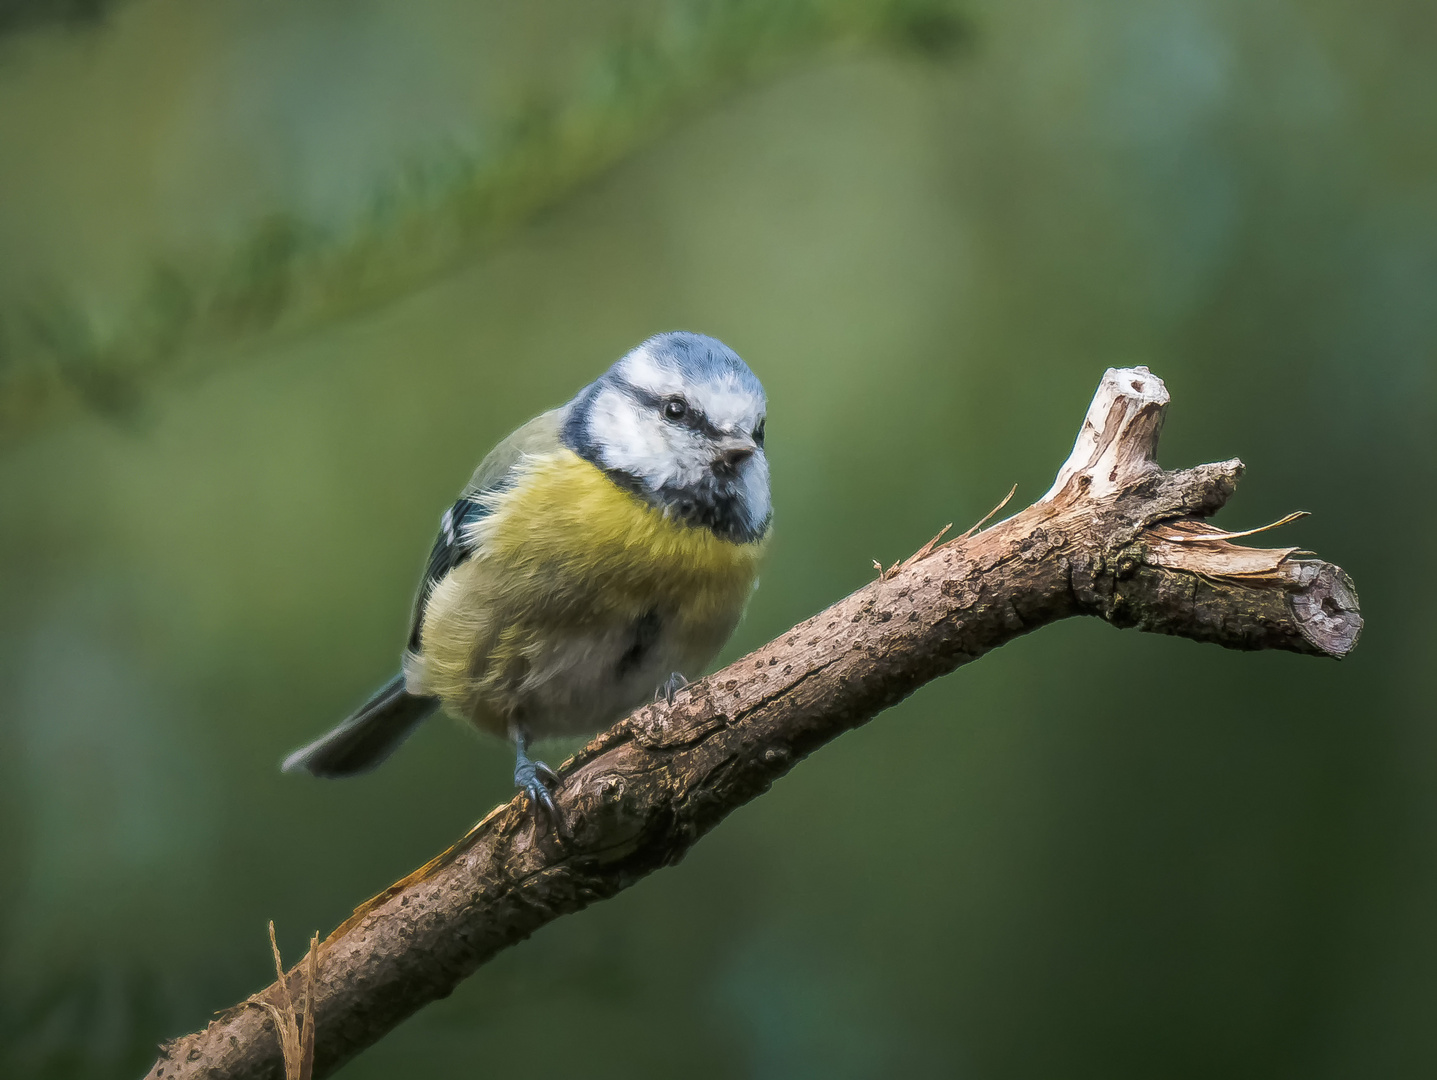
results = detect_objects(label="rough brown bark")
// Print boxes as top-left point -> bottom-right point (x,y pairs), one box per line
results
147,367 -> 1361,1080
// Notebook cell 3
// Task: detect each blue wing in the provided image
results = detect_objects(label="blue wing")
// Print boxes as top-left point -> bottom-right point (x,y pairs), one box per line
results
406,496 -> 490,651
403,407 -> 565,655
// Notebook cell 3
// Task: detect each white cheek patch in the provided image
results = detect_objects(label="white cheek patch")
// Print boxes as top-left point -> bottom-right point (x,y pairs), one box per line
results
589,387 -> 691,488
668,437 -> 715,488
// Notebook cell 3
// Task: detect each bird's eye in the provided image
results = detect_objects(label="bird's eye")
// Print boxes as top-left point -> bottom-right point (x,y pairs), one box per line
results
753,417 -> 766,446
663,399 -> 688,421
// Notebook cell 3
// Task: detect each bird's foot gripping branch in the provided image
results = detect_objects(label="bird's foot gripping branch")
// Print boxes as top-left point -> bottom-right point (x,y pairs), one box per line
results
150,367 -> 1361,1080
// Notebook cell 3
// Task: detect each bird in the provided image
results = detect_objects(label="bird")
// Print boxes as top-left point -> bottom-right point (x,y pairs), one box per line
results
282,331 -> 771,822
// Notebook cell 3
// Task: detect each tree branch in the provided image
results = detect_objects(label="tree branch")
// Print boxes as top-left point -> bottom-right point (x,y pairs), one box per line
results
148,366 -> 1361,1080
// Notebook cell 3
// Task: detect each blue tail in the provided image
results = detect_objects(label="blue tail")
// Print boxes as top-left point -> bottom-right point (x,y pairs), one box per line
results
282,675 -> 438,778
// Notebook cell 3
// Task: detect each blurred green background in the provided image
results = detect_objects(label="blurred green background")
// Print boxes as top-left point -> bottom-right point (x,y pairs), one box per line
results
0,1 -> 1432,1077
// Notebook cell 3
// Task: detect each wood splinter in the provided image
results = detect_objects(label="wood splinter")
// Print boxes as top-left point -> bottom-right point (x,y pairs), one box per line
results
149,365 -> 1361,1080
236,924 -> 319,1080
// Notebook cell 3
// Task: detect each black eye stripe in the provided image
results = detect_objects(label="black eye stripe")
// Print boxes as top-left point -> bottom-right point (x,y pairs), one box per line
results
662,396 -> 713,434
683,406 -> 723,439
612,377 -> 665,411
614,377 -> 728,439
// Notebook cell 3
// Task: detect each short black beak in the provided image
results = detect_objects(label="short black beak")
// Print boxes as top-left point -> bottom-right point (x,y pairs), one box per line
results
713,438 -> 757,473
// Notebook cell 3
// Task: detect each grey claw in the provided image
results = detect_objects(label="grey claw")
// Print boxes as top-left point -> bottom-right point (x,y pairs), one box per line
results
527,779 -> 558,824
655,671 -> 689,705
514,759 -> 562,828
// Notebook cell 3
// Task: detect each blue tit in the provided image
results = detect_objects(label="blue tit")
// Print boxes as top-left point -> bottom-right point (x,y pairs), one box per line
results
282,331 -> 771,819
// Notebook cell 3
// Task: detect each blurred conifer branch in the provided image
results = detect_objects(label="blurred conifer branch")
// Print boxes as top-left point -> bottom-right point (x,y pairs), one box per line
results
0,0 -> 969,447
0,0 -> 120,37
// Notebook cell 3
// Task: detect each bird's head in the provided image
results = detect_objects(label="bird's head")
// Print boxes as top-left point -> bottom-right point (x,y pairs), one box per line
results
564,332 -> 771,543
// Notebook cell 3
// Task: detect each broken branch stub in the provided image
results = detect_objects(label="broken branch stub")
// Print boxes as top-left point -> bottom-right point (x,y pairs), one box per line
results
1042,365 -> 1169,502
1037,366 -> 1360,658
148,365 -> 1361,1080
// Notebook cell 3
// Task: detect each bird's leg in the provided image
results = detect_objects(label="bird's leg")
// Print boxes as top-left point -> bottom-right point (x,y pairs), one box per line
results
654,671 -> 689,706
510,723 -> 560,824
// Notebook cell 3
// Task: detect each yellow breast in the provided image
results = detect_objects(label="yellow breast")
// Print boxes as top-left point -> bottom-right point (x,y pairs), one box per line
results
476,449 -> 765,620
417,449 -> 765,728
